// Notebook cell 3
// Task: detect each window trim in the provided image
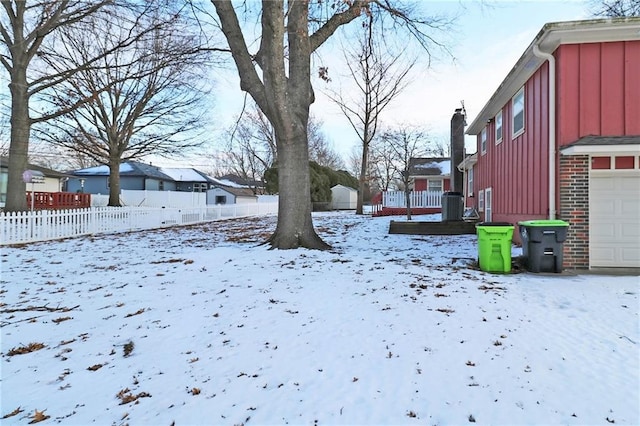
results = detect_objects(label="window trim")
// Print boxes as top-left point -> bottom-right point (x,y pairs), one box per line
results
467,168 -> 473,197
481,127 -> 487,155
512,87 -> 525,138
427,179 -> 443,192
484,187 -> 492,222
495,110 -> 503,144
478,189 -> 484,212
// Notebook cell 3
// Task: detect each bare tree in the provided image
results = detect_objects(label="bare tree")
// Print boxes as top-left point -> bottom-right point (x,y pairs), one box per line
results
368,136 -> 397,193
226,102 -> 343,194
381,125 -> 430,220
324,14 -> 416,215
1,0 -> 112,211
39,5 -> 211,206
346,145 -> 362,182
209,0 -> 449,249
588,0 -> 640,16
308,116 -> 344,170
226,101 -> 278,183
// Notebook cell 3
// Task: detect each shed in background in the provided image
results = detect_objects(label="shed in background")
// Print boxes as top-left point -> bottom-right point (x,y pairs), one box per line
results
207,186 -> 257,205
330,184 -> 357,210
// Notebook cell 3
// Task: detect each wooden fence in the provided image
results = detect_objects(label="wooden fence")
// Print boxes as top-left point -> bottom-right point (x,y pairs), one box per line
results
26,192 -> 91,210
0,203 -> 278,246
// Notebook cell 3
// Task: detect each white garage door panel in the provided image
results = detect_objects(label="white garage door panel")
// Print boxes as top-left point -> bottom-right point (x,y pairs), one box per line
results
622,247 -> 640,263
590,173 -> 640,268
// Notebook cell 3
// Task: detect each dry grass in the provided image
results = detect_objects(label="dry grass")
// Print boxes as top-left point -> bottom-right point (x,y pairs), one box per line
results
116,388 -> 151,405
6,342 -> 45,356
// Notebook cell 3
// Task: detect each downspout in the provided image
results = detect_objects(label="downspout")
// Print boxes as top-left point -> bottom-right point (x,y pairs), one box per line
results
533,44 -> 556,219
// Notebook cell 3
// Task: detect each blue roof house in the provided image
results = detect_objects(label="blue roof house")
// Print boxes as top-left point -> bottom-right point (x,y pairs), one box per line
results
65,161 -> 176,194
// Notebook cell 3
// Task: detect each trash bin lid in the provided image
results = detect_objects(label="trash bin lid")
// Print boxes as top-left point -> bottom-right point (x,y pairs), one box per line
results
476,222 -> 513,227
518,219 -> 569,227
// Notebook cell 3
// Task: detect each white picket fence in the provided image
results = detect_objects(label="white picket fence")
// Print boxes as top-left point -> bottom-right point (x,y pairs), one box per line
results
0,203 -> 278,246
382,190 -> 443,208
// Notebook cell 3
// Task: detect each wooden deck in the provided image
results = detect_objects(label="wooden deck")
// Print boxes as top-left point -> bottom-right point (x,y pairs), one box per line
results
388,220 -> 477,235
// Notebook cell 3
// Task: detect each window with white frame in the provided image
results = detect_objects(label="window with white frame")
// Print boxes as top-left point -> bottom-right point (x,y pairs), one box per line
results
428,179 -> 443,192
467,168 -> 473,196
478,189 -> 484,212
512,87 -> 525,137
484,187 -> 492,222
495,110 -> 503,144
481,127 -> 487,154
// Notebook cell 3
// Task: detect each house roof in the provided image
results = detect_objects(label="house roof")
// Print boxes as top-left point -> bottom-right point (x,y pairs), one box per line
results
159,167 -> 215,183
212,185 -> 257,198
70,162 -> 216,183
409,158 -> 451,177
217,174 -> 265,188
71,161 -> 173,180
457,153 -> 478,172
331,184 -> 357,192
1,156 -> 70,178
466,17 -> 640,135
560,135 -> 640,155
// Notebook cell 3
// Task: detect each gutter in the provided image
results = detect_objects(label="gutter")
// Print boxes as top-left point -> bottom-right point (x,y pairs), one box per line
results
533,44 -> 556,220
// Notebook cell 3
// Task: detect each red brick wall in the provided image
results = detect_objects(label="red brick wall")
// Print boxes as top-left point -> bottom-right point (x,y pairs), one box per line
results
558,155 -> 590,269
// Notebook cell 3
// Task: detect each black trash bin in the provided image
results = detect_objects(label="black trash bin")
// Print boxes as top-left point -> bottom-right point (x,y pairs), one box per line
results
518,220 -> 569,273
441,192 -> 463,221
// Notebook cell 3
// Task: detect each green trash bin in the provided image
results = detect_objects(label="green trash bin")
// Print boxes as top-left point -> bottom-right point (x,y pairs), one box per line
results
476,222 -> 514,273
518,220 -> 569,273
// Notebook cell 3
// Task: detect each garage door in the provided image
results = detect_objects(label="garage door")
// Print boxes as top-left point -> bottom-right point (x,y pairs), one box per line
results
590,172 -> 640,267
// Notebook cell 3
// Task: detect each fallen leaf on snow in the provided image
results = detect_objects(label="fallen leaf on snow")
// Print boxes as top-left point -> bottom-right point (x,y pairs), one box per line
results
2,407 -> 24,419
28,409 -> 50,424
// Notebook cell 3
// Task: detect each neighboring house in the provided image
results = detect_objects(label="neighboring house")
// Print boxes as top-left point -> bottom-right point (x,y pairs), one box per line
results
159,168 -> 217,192
409,157 -> 451,193
465,18 -> 640,269
1,156 -> 69,206
373,157 -> 452,216
66,161 -> 176,194
66,162 -> 218,194
330,184 -> 357,210
207,185 -> 258,204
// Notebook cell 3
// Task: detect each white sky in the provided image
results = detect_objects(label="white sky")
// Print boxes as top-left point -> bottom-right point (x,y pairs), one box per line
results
2,1 -> 590,170
2,211 -> 638,424
189,0 -> 589,170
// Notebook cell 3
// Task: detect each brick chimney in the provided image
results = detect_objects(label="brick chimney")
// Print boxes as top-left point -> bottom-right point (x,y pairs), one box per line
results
450,108 -> 465,193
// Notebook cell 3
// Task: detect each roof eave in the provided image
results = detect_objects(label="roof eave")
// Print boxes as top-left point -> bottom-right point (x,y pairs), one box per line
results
466,18 -> 640,135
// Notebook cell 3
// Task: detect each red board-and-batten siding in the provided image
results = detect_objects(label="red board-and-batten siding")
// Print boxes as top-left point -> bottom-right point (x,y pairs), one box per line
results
556,41 -> 640,144
475,40 -> 640,227
414,179 -> 451,192
475,62 -> 549,225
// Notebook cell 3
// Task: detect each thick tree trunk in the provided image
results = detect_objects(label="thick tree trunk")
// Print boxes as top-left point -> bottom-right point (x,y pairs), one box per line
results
5,66 -> 30,212
268,124 -> 330,250
108,159 -> 121,206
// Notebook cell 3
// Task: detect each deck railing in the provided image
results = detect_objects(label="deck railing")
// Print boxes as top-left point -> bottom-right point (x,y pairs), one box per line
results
382,190 -> 442,208
26,192 -> 91,210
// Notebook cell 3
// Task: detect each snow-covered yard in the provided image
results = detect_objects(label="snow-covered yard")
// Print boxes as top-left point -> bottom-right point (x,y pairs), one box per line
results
1,212 -> 638,425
